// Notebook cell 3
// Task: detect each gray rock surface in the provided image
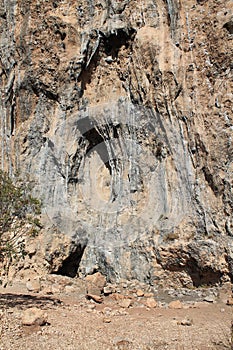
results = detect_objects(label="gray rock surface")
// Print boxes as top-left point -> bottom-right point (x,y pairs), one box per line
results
0,0 -> 232,287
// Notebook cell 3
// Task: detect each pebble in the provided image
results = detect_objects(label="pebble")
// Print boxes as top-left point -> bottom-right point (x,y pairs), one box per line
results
144,293 -> 154,298
203,296 -> 215,303
226,297 -> 233,305
168,300 -> 183,309
26,279 -> 41,293
21,307 -> 48,326
145,298 -> 157,308
103,286 -> 113,295
87,304 -> 96,310
180,318 -> 193,326
103,318 -> 111,323
103,307 -> 112,316
86,294 -> 103,303
118,298 -> 132,308
136,289 -> 144,297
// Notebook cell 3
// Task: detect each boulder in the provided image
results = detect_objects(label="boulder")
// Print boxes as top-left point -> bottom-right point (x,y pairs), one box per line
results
118,298 -> 132,308
22,307 -> 48,326
85,272 -> 106,296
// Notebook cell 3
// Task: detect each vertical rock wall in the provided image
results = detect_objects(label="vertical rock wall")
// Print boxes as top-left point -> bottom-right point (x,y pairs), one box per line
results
0,0 -> 232,286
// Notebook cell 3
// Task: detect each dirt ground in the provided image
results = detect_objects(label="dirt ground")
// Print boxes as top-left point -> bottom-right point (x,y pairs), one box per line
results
0,281 -> 232,350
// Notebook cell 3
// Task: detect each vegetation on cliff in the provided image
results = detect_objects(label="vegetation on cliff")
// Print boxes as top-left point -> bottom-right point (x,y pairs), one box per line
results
0,170 -> 41,278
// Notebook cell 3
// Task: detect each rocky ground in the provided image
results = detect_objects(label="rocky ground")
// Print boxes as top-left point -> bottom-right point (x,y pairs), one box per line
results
0,274 -> 232,350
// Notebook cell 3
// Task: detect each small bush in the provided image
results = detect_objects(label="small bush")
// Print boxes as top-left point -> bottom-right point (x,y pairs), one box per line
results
0,170 -> 42,277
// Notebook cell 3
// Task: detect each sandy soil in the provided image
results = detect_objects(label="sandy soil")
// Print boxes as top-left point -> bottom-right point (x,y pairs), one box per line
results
0,282 -> 232,350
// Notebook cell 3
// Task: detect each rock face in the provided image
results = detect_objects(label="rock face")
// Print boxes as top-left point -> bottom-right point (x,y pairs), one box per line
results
0,0 -> 232,287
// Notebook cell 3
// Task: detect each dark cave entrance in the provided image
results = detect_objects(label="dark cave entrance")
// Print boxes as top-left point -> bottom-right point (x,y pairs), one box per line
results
186,258 -> 223,287
103,28 -> 136,59
55,243 -> 86,278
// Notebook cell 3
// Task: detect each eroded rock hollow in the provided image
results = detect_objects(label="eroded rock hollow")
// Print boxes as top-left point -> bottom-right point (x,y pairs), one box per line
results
0,0 -> 232,287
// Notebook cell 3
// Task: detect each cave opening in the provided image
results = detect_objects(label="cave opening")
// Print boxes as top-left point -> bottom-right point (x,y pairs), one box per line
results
186,258 -> 223,287
103,28 -> 136,59
55,243 -> 86,278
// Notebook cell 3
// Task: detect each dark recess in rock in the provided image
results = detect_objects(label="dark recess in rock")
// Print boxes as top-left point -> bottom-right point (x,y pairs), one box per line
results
186,258 -> 223,287
103,28 -> 136,59
55,30 -> 66,41
55,243 -> 86,278
76,117 -> 119,175
223,19 -> 233,34
196,0 -> 208,4
77,28 -> 135,96
0,11 -> 6,19
202,166 -> 224,196
21,77 -> 59,102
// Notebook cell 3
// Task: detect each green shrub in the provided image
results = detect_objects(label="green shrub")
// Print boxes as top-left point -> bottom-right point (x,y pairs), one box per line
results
0,170 -> 42,276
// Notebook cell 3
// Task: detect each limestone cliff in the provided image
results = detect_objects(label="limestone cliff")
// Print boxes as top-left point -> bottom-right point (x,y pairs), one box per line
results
0,0 -> 232,287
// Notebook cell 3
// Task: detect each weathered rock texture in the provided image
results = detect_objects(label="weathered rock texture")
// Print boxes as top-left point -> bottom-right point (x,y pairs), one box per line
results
0,0 -> 232,287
